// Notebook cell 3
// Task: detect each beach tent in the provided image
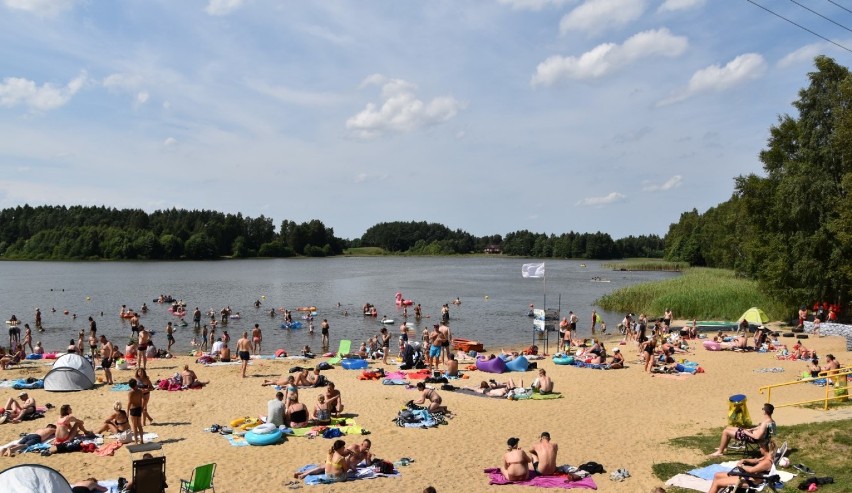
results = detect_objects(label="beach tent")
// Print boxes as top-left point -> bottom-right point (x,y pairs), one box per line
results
0,464 -> 73,493
739,307 -> 769,325
44,353 -> 96,392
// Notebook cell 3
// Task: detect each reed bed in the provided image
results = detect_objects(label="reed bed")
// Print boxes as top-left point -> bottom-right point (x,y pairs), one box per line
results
601,259 -> 688,271
597,267 -> 788,321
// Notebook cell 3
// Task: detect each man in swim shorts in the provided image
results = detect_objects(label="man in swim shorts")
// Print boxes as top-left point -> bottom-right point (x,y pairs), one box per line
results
531,369 -> 553,394
127,379 -> 145,444
710,403 -> 774,456
529,432 -> 558,475
428,324 -> 443,371
1,424 -> 56,456
237,331 -> 252,378
251,323 -> 262,355
137,326 -> 150,370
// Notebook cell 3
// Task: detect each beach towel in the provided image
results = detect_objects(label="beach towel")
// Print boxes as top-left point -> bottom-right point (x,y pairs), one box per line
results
483,469 -> 598,489
687,464 -> 730,480
0,380 -> 16,388
225,434 -> 250,447
284,418 -> 367,437
664,473 -> 712,492
382,378 -> 408,385
204,361 -> 251,366
94,441 -> 123,456
297,464 -> 400,485
651,373 -> 693,381
96,479 -> 121,493
111,383 -> 131,391
406,369 -> 431,380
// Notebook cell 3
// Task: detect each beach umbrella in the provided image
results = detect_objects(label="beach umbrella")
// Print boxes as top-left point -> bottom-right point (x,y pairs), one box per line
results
738,307 -> 769,325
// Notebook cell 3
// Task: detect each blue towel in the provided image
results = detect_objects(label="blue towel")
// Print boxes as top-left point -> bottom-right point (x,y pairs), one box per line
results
687,464 -> 730,480
111,383 -> 131,392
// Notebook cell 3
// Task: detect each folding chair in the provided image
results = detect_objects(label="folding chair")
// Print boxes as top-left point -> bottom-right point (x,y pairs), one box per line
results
131,455 -> 167,493
180,463 -> 216,493
720,441 -> 787,493
325,340 -> 351,365
731,421 -> 776,457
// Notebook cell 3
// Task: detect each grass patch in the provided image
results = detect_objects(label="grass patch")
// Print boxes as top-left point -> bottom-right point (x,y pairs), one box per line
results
602,259 -> 688,271
596,267 -> 788,321
658,419 -> 852,489
343,247 -> 386,255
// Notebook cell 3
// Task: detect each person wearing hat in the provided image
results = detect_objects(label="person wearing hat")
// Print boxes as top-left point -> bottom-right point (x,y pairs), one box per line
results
609,347 -> 624,369
2,391 -> 36,423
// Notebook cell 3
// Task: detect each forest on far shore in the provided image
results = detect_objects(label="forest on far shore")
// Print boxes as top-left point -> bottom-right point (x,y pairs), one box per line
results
0,205 -> 663,261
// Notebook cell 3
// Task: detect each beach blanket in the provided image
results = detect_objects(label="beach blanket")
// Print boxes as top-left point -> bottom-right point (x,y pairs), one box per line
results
110,432 -> 159,442
297,464 -> 399,485
685,462 -> 795,484
96,479 -> 121,493
406,369 -> 431,380
204,361 -> 252,366
225,434 -> 250,447
483,469 -> 598,489
0,380 -> 16,388
395,408 -> 441,428
94,441 -> 123,456
455,388 -> 563,400
284,418 -> 367,437
382,378 -> 408,385
651,373 -> 693,381
111,383 -> 131,391
664,473 -> 712,492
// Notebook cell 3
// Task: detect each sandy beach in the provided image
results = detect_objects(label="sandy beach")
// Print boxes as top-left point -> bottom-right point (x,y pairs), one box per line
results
1,326 -> 850,492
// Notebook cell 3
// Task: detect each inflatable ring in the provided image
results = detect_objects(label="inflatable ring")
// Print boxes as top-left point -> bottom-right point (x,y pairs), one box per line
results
553,355 -> 574,365
245,428 -> 283,446
476,356 -> 507,374
505,355 -> 530,372
341,358 -> 369,370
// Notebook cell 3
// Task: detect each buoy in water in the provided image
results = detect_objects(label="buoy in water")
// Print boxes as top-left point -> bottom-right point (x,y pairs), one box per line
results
484,296 -> 489,300
86,296 -> 91,301
261,295 -> 266,299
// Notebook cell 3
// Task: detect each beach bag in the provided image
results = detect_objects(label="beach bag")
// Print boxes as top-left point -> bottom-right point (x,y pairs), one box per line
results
321,428 -> 344,439
317,362 -> 333,370
312,375 -> 328,387
374,460 -> 395,474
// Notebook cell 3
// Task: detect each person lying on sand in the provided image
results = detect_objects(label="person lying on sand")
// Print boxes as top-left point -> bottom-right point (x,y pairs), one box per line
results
3,392 -> 36,423
0,424 -> 55,456
468,378 -> 525,398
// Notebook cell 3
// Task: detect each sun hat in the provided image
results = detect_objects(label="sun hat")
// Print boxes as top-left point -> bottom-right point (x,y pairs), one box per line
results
613,348 -> 620,352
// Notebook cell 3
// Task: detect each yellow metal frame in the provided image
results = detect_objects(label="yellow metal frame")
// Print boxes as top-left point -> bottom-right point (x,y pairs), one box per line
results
759,366 -> 851,410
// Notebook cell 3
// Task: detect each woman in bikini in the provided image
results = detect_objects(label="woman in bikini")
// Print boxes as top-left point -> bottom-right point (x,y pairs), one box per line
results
55,404 -> 92,442
96,402 -> 131,442
708,441 -> 776,493
294,439 -> 351,482
313,395 -> 332,425
501,437 -> 532,482
134,368 -> 154,425
414,382 -> 448,413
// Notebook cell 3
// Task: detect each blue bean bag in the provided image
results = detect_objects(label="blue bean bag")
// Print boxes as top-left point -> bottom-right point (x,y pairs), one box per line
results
476,356 -> 507,374
505,356 -> 530,372
25,353 -> 43,360
341,358 -> 368,370
553,355 -> 574,365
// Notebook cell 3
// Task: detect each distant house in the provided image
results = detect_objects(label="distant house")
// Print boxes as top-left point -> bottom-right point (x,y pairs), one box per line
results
484,245 -> 502,254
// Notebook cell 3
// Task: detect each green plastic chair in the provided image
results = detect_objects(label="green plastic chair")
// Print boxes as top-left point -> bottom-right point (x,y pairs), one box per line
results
180,463 -> 216,493
325,339 -> 351,365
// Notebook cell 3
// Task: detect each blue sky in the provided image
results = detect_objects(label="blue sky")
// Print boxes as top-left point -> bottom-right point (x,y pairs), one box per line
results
1,0 -> 850,240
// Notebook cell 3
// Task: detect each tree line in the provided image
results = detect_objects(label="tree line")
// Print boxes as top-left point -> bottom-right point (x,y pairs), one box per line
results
664,56 -> 851,310
0,207 -> 663,261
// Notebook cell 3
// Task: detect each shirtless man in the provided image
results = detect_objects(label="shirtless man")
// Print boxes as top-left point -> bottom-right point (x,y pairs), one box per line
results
181,364 -> 208,388
531,369 -> 553,394
445,353 -> 459,376
414,382 -> 447,413
320,319 -> 330,348
137,326 -> 151,370
219,341 -> 232,363
529,432 -> 559,475
346,438 -> 373,471
99,335 -> 117,385
428,324 -> 444,371
251,324 -> 262,355
502,437 -> 532,482
438,324 -> 452,364
1,424 -> 55,456
236,332 -> 251,378
127,379 -> 145,444
325,381 -> 344,415
35,308 -> 42,331
823,354 -> 841,371
2,392 -> 36,423
165,322 -> 175,355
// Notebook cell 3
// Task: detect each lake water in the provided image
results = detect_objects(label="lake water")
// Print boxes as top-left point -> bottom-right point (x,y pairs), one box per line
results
0,257 -> 678,353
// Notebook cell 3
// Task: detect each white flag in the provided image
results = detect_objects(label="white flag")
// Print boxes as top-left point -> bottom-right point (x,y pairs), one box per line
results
521,262 -> 545,278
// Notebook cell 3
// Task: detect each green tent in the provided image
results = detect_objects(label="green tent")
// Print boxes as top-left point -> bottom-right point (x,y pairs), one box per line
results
739,307 -> 769,325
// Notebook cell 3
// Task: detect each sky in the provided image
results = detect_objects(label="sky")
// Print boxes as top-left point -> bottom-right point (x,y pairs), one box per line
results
1,0 -> 851,241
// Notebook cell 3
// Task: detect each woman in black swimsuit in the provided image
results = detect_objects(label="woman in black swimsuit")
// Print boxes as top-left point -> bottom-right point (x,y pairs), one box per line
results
96,401 -> 130,435
286,395 -> 310,427
134,368 -> 155,425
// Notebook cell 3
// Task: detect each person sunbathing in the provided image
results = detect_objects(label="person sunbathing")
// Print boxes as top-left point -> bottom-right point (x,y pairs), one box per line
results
294,439 -> 351,482
2,392 -> 36,423
608,348 -> 625,369
528,432 -> 558,475
708,441 -> 776,493
709,403 -> 774,456
69,477 -> 107,493
312,395 -> 332,425
293,369 -> 311,387
807,358 -> 821,378
0,424 -> 55,456
261,374 -> 291,387
531,369 -> 553,394
346,438 -> 373,471
286,395 -> 310,428
471,378 -> 525,398
501,437 -> 532,482
181,364 -> 208,388
791,342 -> 812,360
55,404 -> 93,442
95,402 -> 131,440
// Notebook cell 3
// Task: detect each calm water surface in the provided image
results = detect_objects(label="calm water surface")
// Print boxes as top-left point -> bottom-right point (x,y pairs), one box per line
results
0,258 -> 678,353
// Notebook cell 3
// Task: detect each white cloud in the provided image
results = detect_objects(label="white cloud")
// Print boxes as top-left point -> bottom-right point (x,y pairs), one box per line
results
103,73 -> 145,92
560,0 -> 647,35
136,91 -> 149,105
163,137 -> 177,147
346,75 -> 466,138
777,43 -> 825,69
205,0 -> 245,16
245,79 -> 345,106
576,192 -> 626,206
3,0 -> 77,16
497,0 -> 573,10
531,28 -> 688,85
658,53 -> 766,106
658,0 -> 705,12
643,174 -> 682,191
0,72 -> 87,111
354,173 -> 368,183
